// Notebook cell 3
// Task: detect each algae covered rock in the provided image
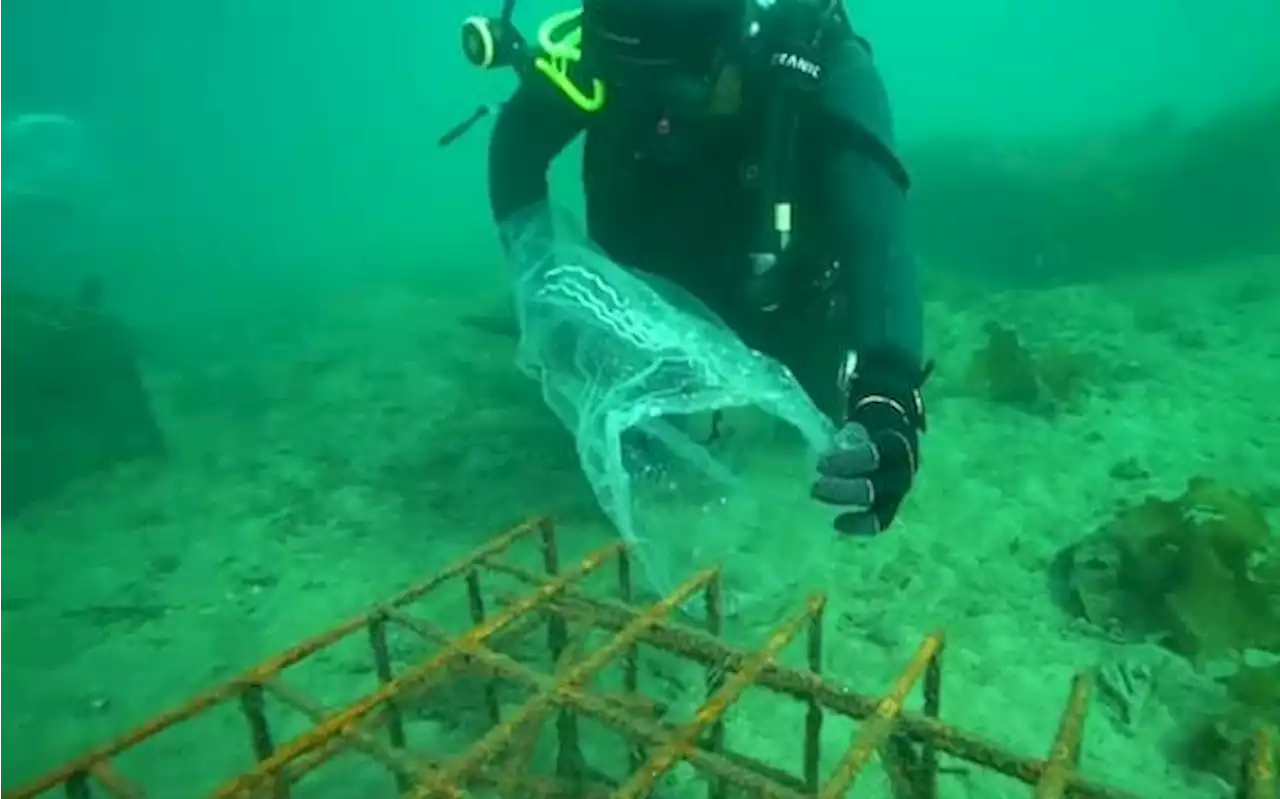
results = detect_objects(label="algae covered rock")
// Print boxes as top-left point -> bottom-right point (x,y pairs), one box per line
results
1,290 -> 164,516
964,322 -> 1095,417
1052,477 -> 1280,781
1053,477 -> 1279,662
1182,660 -> 1280,782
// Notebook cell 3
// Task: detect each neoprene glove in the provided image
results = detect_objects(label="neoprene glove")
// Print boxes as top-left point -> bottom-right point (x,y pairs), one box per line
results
811,351 -> 929,535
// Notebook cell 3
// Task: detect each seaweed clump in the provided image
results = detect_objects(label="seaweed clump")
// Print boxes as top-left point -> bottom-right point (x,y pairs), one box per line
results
1055,476 -> 1278,660
1051,477 -> 1280,779
964,321 -> 1094,416
1184,659 -> 1280,782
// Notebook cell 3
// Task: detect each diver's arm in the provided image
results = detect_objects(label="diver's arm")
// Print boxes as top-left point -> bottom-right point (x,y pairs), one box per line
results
818,37 -> 924,380
487,79 -> 586,226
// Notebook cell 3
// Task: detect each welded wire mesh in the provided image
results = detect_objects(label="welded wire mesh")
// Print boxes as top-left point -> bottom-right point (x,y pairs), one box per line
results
4,517 -> 1274,799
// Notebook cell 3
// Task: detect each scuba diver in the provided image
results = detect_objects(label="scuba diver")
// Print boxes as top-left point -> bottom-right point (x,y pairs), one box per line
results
454,0 -> 928,536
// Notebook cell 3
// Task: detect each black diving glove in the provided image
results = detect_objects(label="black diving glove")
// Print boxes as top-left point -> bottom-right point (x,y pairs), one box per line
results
812,350 -> 929,536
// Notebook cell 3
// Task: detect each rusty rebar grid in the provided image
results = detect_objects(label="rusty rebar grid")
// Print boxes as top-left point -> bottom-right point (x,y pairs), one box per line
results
3,517 -> 1275,799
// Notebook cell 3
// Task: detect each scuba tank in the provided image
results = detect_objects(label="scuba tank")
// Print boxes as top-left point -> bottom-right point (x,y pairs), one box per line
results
443,0 -> 849,314
744,0 -> 846,312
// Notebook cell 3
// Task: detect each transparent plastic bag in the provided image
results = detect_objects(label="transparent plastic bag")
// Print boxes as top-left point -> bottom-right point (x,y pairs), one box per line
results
503,206 -> 837,614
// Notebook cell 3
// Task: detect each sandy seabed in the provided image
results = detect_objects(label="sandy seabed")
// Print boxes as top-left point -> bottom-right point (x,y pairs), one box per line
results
2,255 -> 1277,798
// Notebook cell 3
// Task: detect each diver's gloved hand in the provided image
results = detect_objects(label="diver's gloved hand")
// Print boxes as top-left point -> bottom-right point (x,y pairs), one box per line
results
812,352 -> 929,536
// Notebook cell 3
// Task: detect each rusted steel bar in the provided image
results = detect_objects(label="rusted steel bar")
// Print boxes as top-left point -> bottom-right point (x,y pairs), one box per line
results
496,631 -> 593,793
9,684 -> 235,799
1034,673 -> 1094,799
13,517 -> 1270,799
614,546 -> 645,776
2,518 -> 547,799
876,626 -> 935,799
63,773 -> 91,799
263,680 -> 597,799
463,570 -> 503,727
263,680 -> 429,784
243,517 -> 542,685
433,628 -> 811,799
616,595 -> 827,799
383,607 -> 666,723
535,517 -> 584,786
503,583 -> 1142,799
207,541 -> 624,798
803,597 -> 825,793
880,734 -> 925,799
814,630 -> 942,797
408,568 -> 720,798
536,518 -> 568,665
918,639 -> 944,799
703,575 -> 728,799
84,762 -> 143,799
365,608 -> 409,792
237,681 -> 287,799
238,681 -> 274,762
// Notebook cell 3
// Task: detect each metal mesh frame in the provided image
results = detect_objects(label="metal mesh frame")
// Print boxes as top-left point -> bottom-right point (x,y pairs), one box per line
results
4,517 -> 1274,799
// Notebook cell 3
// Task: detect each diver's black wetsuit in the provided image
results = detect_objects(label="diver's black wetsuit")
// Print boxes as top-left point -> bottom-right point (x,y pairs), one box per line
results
487,33 -> 922,421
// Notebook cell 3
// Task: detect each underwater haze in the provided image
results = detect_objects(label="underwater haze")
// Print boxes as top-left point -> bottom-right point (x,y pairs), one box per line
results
5,0 -> 1278,320
4,1 -> 505,320
3,0 -> 1280,797
866,0 -> 1280,136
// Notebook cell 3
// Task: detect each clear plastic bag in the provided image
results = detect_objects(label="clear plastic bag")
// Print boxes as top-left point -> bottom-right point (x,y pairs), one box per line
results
504,206 -> 836,614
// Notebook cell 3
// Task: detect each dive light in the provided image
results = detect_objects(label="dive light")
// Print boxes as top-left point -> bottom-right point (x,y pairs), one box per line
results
442,2 -> 604,147
440,0 -> 526,147
461,14 -> 526,71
